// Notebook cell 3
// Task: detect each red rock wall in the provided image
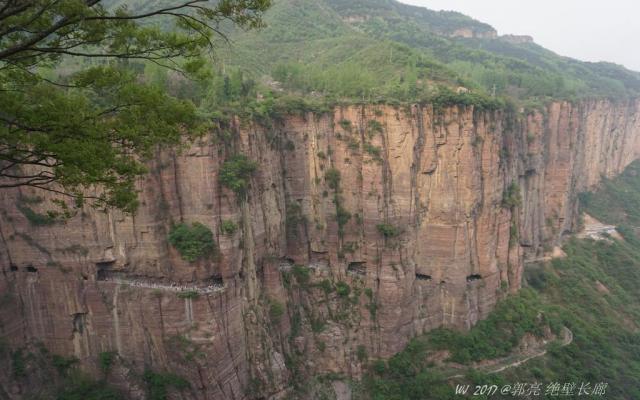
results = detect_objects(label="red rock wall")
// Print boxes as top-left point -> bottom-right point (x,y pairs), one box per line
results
1,100 -> 640,398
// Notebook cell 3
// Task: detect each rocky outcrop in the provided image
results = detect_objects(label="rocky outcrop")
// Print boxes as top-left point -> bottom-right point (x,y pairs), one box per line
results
448,27 -> 498,39
1,99 -> 640,398
500,34 -> 534,44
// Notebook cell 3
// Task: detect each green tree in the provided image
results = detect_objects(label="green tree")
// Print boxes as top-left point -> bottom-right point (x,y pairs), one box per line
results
168,222 -> 215,262
0,0 -> 271,212
219,154 -> 258,198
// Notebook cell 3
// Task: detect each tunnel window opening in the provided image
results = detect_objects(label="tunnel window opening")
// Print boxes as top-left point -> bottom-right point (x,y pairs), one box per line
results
347,262 -> 366,276
10,265 -> 18,272
96,269 -> 108,281
278,257 -> 294,272
211,275 -> 224,287
26,265 -> 38,273
416,273 -> 432,281
96,261 -> 115,281
96,261 -> 115,270
467,274 -> 482,282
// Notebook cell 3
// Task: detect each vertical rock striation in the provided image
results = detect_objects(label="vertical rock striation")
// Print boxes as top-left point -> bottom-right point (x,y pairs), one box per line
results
1,99 -> 640,398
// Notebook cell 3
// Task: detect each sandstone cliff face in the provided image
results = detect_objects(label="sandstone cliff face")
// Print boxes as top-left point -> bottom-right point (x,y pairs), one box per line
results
1,99 -> 639,399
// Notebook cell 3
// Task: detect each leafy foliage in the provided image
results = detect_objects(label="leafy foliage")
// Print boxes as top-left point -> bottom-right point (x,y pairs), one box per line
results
0,0 -> 271,211
363,160 -> 640,399
269,299 -> 285,321
143,370 -> 189,400
579,160 -> 640,226
11,349 -> 26,378
324,168 -> 341,190
335,205 -> 352,234
224,0 -> 640,106
220,220 -> 238,235
364,142 -> 383,161
335,281 -> 351,297
56,374 -> 122,400
98,351 -> 116,374
168,222 -> 215,262
292,265 -> 311,286
376,223 -> 400,238
17,204 -> 57,226
357,345 -> 368,362
51,354 -> 79,375
285,202 -> 305,233
429,290 -> 547,363
219,155 -> 258,198
502,182 -> 522,209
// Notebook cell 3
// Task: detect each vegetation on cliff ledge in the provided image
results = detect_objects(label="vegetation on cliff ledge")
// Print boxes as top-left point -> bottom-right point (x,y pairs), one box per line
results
224,0 -> 640,106
219,154 -> 259,198
0,0 -> 271,212
168,222 -> 215,262
358,160 -> 640,399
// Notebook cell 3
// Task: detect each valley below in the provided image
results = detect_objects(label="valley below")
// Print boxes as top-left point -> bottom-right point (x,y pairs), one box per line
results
3,0 -> 640,399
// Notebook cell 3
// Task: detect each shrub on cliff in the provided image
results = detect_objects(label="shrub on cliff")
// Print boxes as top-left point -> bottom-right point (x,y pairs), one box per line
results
376,223 -> 400,238
502,182 -> 522,209
51,354 -> 78,375
219,155 -> 258,198
99,351 -> 116,374
143,370 -> 189,400
0,1 -> 270,212
17,204 -> 57,226
168,223 -> 215,262
269,299 -> 285,321
336,205 -> 352,234
292,265 -> 311,286
325,168 -> 341,190
364,142 -> 383,161
220,220 -> 238,235
57,373 -> 122,400
335,281 -> 351,297
430,86 -> 505,112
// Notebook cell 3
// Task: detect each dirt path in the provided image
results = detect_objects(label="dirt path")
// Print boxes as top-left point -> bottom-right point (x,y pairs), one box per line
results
445,327 -> 573,379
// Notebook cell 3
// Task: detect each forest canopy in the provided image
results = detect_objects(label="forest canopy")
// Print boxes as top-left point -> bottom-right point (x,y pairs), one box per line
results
0,0 -> 271,212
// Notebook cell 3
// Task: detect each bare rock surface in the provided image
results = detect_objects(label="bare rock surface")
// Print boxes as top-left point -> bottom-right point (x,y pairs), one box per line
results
1,100 -> 640,398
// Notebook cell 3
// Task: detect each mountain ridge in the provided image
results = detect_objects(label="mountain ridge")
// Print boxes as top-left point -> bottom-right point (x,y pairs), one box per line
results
219,0 -> 640,104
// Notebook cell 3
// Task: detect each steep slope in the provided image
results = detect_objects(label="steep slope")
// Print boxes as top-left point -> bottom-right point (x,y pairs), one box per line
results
1,99 -> 640,399
3,1 -> 640,399
223,0 -> 640,102
364,161 -> 640,399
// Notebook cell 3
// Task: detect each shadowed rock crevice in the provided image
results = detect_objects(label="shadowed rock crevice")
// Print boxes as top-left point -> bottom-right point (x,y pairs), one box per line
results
347,261 -> 366,275
2,100 -> 640,399
415,273 -> 432,281
466,274 -> 482,282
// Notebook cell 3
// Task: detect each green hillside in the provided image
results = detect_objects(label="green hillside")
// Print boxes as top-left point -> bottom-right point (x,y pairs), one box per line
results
354,161 -> 640,400
219,0 -> 640,104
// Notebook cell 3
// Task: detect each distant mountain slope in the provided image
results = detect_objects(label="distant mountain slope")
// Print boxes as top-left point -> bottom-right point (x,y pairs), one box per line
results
221,0 -> 640,103
361,160 -> 640,399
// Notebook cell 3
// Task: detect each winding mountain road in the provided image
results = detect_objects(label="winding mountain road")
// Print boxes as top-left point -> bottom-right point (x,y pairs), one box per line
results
445,327 -> 573,379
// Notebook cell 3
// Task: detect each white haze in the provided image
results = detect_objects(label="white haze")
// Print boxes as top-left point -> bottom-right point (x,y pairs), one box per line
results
399,0 -> 640,72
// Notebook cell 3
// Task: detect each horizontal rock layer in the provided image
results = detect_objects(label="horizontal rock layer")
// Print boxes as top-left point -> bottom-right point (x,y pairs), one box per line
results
1,99 -> 639,398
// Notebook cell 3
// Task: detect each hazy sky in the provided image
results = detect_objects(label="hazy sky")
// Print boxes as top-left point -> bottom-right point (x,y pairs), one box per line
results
399,0 -> 640,72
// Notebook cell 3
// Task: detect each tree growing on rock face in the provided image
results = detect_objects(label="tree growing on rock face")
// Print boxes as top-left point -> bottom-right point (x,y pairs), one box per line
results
0,0 -> 271,212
